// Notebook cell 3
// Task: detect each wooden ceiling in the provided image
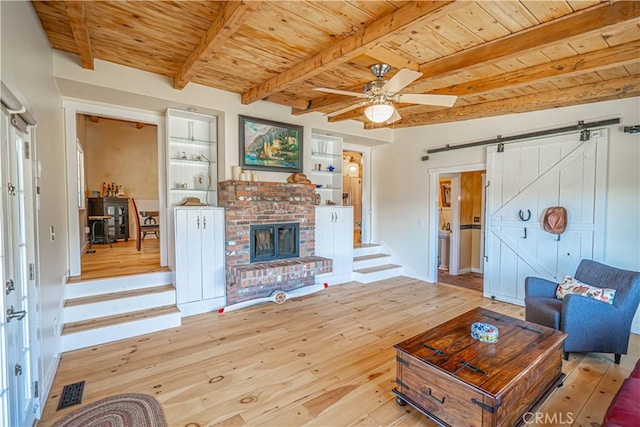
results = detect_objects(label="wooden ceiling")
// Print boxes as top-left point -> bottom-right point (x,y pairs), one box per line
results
32,1 -> 640,129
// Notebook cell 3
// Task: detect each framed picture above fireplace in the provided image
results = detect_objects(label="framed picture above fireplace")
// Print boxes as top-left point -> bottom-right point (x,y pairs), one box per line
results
239,115 -> 303,173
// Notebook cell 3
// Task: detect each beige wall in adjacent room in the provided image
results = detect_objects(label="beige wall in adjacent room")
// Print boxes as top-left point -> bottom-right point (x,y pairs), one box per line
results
85,116 -> 158,238
85,116 -> 158,199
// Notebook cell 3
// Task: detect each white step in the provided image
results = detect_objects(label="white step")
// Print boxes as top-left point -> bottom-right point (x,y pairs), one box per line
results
64,284 -> 176,323
353,253 -> 392,270
65,271 -> 173,298
353,244 -> 382,257
62,305 -> 181,352
353,264 -> 403,284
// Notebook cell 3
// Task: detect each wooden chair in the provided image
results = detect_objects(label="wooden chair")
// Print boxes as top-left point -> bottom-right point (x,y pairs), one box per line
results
131,198 -> 160,251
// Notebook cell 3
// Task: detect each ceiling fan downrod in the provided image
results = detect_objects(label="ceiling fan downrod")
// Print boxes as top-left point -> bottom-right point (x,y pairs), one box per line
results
370,64 -> 390,80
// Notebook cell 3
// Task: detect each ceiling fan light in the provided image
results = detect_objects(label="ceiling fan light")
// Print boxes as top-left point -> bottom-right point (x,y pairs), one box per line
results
364,103 -> 394,123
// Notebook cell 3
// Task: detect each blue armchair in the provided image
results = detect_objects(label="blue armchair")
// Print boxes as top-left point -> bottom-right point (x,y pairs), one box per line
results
525,259 -> 640,364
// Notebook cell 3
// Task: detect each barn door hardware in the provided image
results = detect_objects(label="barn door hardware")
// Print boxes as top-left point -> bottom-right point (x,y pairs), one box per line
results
421,118 -> 620,161
518,209 -> 531,221
623,125 -> 639,134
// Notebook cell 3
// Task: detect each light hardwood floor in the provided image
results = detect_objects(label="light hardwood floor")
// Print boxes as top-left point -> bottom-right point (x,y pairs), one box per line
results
69,238 -> 166,282
39,277 -> 639,426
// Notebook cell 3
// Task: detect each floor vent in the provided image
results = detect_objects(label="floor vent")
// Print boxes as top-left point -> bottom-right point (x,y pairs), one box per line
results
57,380 -> 85,410
86,249 -> 96,254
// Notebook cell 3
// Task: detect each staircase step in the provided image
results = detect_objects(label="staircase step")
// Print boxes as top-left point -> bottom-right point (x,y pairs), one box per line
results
64,284 -> 176,323
353,253 -> 391,269
61,305 -> 181,352
353,264 -> 403,284
354,264 -> 402,275
65,271 -> 173,299
353,244 -> 382,257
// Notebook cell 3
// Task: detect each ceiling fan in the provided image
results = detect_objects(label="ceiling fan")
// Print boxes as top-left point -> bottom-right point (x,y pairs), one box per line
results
313,64 -> 457,124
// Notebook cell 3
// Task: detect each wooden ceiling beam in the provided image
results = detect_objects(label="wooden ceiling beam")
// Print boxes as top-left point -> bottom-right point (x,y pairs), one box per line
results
418,1 -> 640,81
297,1 -> 640,116
63,0 -> 94,70
432,40 -> 640,96
328,40 -> 640,122
365,76 -> 640,129
240,1 -> 465,105
173,1 -> 262,90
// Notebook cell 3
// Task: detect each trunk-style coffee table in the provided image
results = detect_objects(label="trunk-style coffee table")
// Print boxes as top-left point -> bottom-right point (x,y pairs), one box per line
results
393,307 -> 566,426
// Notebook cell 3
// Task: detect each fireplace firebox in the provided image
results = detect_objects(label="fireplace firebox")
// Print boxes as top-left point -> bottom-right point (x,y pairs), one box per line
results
250,223 -> 300,263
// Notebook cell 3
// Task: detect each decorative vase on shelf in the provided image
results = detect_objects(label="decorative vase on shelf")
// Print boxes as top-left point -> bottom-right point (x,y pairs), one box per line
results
327,165 -> 335,172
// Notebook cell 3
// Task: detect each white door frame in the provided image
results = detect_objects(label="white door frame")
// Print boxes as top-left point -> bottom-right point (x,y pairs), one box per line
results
63,100 -> 167,276
427,163 -> 486,283
343,143 -> 371,244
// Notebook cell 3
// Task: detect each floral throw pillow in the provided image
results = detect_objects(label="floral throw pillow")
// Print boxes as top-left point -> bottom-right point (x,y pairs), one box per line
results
555,276 -> 615,304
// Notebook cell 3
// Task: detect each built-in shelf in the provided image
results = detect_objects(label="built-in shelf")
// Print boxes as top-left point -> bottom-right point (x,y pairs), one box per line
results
311,151 -> 341,159
169,158 -> 215,165
169,136 -> 215,146
167,109 -> 218,206
170,188 -> 217,192
311,170 -> 338,175
311,133 -> 343,205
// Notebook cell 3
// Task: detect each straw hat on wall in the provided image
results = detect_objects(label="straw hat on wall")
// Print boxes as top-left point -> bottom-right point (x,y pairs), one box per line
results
542,206 -> 567,235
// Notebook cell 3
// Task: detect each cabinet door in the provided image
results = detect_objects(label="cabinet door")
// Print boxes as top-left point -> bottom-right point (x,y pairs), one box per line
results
332,207 -> 354,276
315,207 -> 334,260
201,208 -> 225,299
175,209 -> 203,303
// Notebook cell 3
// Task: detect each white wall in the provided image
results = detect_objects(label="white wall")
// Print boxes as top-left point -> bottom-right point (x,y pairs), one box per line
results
372,97 -> 640,330
1,0 -> 66,407
52,51 -> 394,187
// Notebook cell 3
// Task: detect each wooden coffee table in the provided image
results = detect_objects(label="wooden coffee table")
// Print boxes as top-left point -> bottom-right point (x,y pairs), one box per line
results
393,307 -> 567,427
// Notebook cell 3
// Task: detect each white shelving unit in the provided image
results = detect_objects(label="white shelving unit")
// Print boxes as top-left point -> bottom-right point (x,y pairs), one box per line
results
310,134 -> 343,205
166,109 -> 217,206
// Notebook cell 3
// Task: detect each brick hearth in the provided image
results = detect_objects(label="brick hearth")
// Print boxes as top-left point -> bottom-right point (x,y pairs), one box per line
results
218,180 -> 332,305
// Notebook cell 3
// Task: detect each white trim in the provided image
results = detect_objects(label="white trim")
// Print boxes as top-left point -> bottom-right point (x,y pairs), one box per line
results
427,163 -> 486,283
62,100 -> 167,276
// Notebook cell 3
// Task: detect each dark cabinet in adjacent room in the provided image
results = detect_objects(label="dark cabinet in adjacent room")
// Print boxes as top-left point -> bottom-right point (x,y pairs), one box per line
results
88,197 -> 129,242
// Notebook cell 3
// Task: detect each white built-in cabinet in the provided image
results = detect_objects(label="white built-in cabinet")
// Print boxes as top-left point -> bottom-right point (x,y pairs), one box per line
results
166,109 -> 218,206
174,207 -> 225,310
315,206 -> 353,280
310,133 -> 343,205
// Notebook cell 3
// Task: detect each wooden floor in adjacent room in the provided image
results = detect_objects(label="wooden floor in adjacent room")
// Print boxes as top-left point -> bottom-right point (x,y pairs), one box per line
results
438,269 -> 484,292
39,277 -> 639,427
68,238 -> 166,282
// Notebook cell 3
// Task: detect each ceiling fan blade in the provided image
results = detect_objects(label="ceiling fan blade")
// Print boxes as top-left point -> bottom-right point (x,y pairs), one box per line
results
395,93 -> 457,108
381,68 -> 422,93
326,101 -> 369,117
313,87 -> 366,98
386,108 -> 402,124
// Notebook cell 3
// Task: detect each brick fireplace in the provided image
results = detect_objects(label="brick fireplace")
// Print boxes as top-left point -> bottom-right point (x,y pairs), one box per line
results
218,180 -> 332,305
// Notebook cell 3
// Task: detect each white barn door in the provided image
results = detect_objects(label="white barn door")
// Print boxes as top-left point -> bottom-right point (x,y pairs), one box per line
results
484,130 -> 608,305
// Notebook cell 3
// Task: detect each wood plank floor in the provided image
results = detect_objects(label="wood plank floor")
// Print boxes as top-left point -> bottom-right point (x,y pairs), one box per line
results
69,238 -> 166,282
38,277 -> 639,427
438,270 -> 484,292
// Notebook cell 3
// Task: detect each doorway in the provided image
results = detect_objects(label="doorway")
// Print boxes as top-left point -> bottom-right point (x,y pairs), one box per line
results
77,115 -> 161,280
436,170 -> 485,292
64,101 -> 167,278
429,164 -> 486,289
342,150 -> 363,246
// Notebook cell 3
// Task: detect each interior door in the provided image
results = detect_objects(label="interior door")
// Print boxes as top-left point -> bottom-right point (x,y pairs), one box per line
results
484,131 -> 607,305
1,113 -> 38,426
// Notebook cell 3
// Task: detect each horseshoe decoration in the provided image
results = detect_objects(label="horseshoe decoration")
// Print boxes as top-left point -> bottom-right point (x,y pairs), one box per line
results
518,209 -> 531,222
